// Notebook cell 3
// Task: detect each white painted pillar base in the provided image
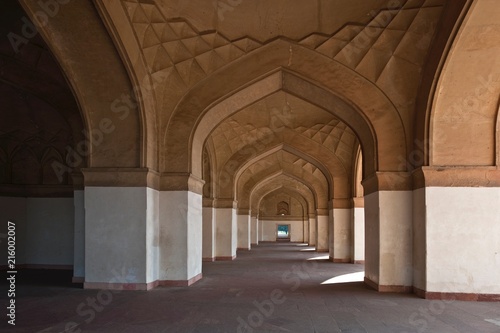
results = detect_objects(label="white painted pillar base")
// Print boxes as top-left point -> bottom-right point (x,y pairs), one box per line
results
237,214 -> 251,250
414,187 -> 500,298
364,191 -> 412,292
73,190 -> 85,283
259,219 -> 264,242
308,216 -> 316,246
352,203 -> 365,264
215,207 -> 237,260
331,208 -> 351,262
316,214 -> 329,252
250,216 -> 259,245
84,187 -> 159,290
158,190 -> 202,286
303,217 -> 309,243
202,206 -> 215,261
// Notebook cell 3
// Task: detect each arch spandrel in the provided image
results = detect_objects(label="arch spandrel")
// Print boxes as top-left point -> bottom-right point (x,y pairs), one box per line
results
429,0 -> 500,167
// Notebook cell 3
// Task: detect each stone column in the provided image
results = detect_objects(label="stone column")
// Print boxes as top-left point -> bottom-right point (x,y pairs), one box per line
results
303,216 -> 309,243
72,173 -> 85,283
308,213 -> 316,246
157,173 -> 204,286
352,197 -> 365,264
258,218 -> 264,242
363,172 -> 412,293
237,209 -> 251,250
330,198 -> 352,262
214,199 -> 237,260
413,167 -> 500,300
250,214 -> 259,245
202,198 -> 215,262
83,168 -> 160,290
316,209 -> 329,252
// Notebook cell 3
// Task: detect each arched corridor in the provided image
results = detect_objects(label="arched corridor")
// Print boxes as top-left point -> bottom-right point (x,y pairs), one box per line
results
1,0 -> 500,330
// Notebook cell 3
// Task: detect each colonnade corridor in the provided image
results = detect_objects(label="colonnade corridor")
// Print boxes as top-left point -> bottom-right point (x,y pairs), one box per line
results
2,243 -> 500,333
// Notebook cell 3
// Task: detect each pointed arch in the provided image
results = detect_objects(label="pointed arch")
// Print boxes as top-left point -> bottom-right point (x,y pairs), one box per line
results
163,41 -> 407,181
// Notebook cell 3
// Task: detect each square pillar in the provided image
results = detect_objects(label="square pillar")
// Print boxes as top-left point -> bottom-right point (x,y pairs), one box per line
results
259,218 -> 264,242
214,199 -> 237,260
202,198 -> 215,262
303,217 -> 309,243
330,199 -> 352,262
250,215 -> 259,245
352,197 -> 365,264
73,189 -> 85,283
308,214 -> 316,246
158,190 -> 202,285
413,167 -> 500,300
316,210 -> 329,252
237,209 -> 251,250
84,184 -> 158,290
363,172 -> 412,293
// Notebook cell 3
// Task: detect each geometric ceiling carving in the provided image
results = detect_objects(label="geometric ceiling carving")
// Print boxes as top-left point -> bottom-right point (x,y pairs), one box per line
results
208,92 -> 358,177
123,0 -> 444,112
123,0 -> 263,86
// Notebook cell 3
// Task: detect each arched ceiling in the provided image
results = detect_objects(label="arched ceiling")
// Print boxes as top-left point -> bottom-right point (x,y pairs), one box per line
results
236,150 -> 329,205
259,188 -> 308,219
249,175 -> 317,215
205,91 -> 358,203
91,0 -> 458,183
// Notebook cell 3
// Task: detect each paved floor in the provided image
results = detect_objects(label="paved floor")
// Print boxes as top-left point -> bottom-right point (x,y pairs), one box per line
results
2,242 -> 500,332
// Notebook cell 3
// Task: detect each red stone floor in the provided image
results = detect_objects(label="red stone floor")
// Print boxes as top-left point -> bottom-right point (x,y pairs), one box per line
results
2,242 -> 500,332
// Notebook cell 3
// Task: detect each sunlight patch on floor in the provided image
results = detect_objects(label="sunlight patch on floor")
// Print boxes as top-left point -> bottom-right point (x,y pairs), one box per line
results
485,319 -> 500,327
307,255 -> 329,261
321,271 -> 364,285
300,248 -> 316,252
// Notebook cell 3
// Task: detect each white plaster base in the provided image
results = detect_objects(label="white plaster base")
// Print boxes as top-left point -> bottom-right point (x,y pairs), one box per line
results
303,218 -> 309,243
352,207 -> 365,263
85,187 -> 150,289
250,216 -> 259,245
237,214 -> 251,250
73,190 -> 85,280
364,191 -> 412,291
146,188 -> 159,284
215,208 -> 237,260
316,215 -> 329,252
423,187 -> 500,295
158,190 -> 202,283
259,219 -> 264,242
331,209 -> 351,262
308,217 -> 316,246
202,207 -> 215,260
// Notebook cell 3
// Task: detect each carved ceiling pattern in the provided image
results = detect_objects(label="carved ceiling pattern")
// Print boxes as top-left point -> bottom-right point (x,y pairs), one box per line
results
209,101 -> 358,179
123,0 -> 262,87
123,0 -> 444,114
